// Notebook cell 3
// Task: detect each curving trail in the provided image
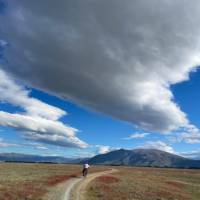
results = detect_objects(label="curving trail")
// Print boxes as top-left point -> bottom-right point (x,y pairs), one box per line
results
64,168 -> 118,200
43,168 -> 118,200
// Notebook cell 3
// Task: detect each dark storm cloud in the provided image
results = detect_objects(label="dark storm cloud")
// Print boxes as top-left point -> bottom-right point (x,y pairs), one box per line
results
1,0 -> 200,133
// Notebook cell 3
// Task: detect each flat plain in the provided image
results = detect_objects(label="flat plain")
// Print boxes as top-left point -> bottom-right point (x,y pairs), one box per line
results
0,163 -> 200,200
86,167 -> 200,200
0,163 -> 108,200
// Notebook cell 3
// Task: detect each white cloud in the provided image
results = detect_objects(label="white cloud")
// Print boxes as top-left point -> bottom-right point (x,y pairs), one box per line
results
0,138 -> 19,148
140,140 -> 175,154
35,146 -> 48,150
169,124 -> 200,144
97,146 -> 111,154
0,69 -> 66,121
179,150 -> 200,160
2,0 -> 200,133
0,111 -> 87,148
0,111 -> 75,137
24,131 -> 87,148
0,69 -> 88,148
180,133 -> 200,144
124,132 -> 150,140
96,145 -> 120,154
21,142 -> 49,150
182,125 -> 200,143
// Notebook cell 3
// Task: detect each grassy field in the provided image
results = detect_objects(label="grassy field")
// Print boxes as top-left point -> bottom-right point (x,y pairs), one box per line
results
0,163 -> 108,200
86,167 -> 200,200
1,163 -> 200,200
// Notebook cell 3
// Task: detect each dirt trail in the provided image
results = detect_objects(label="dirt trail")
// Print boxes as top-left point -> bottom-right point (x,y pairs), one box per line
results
43,178 -> 79,200
68,169 -> 118,200
174,180 -> 200,187
43,168 -> 118,200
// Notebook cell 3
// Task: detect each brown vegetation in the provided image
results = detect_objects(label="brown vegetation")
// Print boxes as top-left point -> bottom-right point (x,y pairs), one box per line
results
46,173 -> 80,186
1,163 -> 200,200
96,175 -> 119,184
86,167 -> 200,200
0,163 -> 108,200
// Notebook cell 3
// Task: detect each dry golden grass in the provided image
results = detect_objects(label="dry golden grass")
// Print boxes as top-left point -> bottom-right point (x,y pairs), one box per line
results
86,167 -> 200,200
0,162 -> 108,200
1,163 -> 200,200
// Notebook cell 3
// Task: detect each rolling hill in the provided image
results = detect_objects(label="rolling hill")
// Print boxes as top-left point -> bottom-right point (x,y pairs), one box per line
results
87,149 -> 200,168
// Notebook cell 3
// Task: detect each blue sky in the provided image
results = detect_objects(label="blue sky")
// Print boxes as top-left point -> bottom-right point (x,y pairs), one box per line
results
0,0 -> 200,159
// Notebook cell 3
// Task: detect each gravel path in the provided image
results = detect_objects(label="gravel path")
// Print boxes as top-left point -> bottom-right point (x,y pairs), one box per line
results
67,169 -> 118,200
43,169 -> 118,200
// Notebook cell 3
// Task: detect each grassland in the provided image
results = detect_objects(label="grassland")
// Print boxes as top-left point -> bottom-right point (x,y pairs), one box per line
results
86,167 -> 200,200
1,163 -> 200,200
0,163 -> 108,200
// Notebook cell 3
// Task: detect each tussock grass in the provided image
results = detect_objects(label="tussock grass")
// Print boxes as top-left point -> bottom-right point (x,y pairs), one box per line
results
0,163 -> 108,200
86,167 -> 200,200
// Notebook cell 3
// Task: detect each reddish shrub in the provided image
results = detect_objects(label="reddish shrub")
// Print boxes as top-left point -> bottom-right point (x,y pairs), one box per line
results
47,173 -> 80,186
165,181 -> 185,189
0,183 -> 46,200
97,176 -> 119,184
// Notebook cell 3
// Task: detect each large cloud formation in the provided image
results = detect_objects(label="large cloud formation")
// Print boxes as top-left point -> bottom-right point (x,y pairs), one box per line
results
1,0 -> 200,134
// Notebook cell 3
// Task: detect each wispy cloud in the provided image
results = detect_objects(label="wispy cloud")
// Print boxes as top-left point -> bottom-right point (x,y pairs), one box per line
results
0,138 -> 19,148
35,146 -> 48,150
168,125 -> 200,144
179,150 -> 200,160
124,132 -> 150,140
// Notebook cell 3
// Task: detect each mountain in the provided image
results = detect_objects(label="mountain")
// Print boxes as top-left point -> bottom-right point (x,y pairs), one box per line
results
0,153 -> 88,164
87,149 -> 200,168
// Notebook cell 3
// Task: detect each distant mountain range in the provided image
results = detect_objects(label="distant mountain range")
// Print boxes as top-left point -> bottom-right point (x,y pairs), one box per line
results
1,149 -> 200,168
87,149 -> 200,168
0,153 -> 88,164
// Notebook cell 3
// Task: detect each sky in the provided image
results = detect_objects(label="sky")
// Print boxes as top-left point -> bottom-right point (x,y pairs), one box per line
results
0,0 -> 200,159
